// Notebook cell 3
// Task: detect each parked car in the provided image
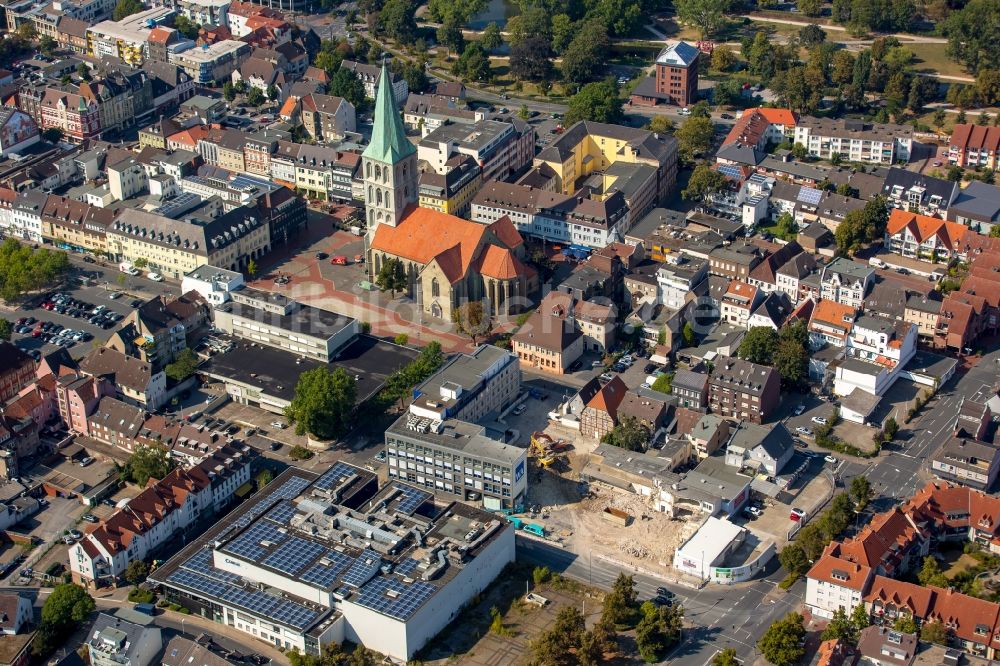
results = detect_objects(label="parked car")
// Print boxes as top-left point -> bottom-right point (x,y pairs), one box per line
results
147,272 -> 164,282
315,252 -> 329,260
270,421 -> 287,429
69,530 -> 82,540
82,514 -> 98,523
269,441 -> 282,451
599,372 -> 614,382
796,426 -> 813,436
108,291 -> 121,299
512,403 -> 527,416
824,454 -> 837,464
79,456 -> 94,466
793,404 -> 806,416
789,508 -> 806,521
811,416 -> 828,425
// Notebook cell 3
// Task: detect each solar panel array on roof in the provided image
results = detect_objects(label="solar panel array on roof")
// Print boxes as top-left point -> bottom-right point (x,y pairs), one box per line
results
748,173 -> 769,185
233,475 -> 311,530
393,484 -> 431,516
717,164 -> 742,180
394,558 -> 419,576
300,550 -> 353,588
342,548 -> 382,588
354,576 -> 437,621
227,522 -> 286,561
166,569 -> 321,630
180,548 -> 241,583
797,187 -> 823,205
264,500 -> 298,526
313,462 -> 356,491
261,536 -> 326,576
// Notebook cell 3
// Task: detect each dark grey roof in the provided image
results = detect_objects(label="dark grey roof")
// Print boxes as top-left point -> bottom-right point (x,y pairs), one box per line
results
949,181 -> 1000,223
716,142 -> 764,166
881,167 -> 958,207
729,421 -> 793,461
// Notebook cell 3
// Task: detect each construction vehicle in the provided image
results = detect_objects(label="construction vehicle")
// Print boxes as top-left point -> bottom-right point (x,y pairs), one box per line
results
523,523 -> 545,537
507,516 -> 524,530
530,431 -> 554,456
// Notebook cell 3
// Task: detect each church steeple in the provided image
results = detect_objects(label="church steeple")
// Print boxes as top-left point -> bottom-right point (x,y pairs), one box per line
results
362,61 -> 417,230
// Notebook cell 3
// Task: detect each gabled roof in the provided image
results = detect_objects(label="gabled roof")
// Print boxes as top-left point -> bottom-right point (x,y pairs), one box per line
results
864,576 -> 934,617
655,41 -> 700,67
886,209 -> 968,250
807,547 -> 872,591
362,62 -> 415,164
586,375 -> 629,420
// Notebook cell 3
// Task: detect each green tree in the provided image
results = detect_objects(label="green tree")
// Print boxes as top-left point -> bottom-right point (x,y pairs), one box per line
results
532,565 -> 551,585
41,584 -> 96,629
436,16 -> 465,55
713,648 -> 740,666
510,36 -> 553,81
481,22 -> 504,50
379,0 -> 418,44
799,23 -> 826,46
15,22 -> 36,41
0,319 -> 11,342
531,606 -> 586,666
113,0 -> 143,20
850,475 -> 872,510
247,259 -> 258,278
636,601 -> 684,662
943,0 -> 1000,74
119,443 -> 175,486
798,0 -> 823,15
711,45 -> 737,71
758,612 -> 806,666
256,469 -> 273,487
737,327 -> 779,365
821,607 -> 860,644
921,621 -> 949,645
393,333 -> 409,345
39,35 -> 56,56
550,13 -> 574,54
778,543 -> 810,578
453,300 -> 493,344
223,81 -> 237,102
76,61 -> 91,81
42,127 -> 64,143
977,69 -> 1000,106
328,67 -> 367,111
165,348 -> 199,382
682,321 -> 697,347
285,367 -> 357,440
646,116 -> 676,135
602,573 -> 639,627
918,556 -> 949,587
851,603 -> 870,635
893,616 -> 918,633
173,14 -> 200,39
682,163 -> 727,201
675,115 -> 714,161
453,42 -> 491,81
651,372 -> 674,394
560,20 -> 609,85
675,0 -> 732,38
564,79 -> 623,125
124,559 -> 149,586
773,321 -> 809,387
246,87 -> 265,106
375,257 -> 407,297
427,0 -> 486,24
602,415 -> 651,451
267,84 -> 280,101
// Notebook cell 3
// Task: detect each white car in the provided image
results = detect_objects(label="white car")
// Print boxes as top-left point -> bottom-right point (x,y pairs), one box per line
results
122,266 -> 139,276
147,272 -> 164,282
811,416 -> 828,425
270,421 -> 287,429
824,455 -> 838,464
796,426 -> 813,436
679,107 -> 691,116
108,291 -> 121,299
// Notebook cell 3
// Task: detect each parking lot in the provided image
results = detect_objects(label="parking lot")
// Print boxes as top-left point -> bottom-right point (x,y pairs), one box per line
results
3,257 -> 178,360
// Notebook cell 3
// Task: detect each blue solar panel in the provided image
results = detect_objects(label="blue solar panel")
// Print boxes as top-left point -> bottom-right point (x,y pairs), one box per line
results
313,462 -> 356,491
354,576 -> 437,621
797,186 -> 823,205
394,558 -> 419,576
717,164 -> 742,180
261,536 -> 325,576
166,568 -> 321,630
226,522 -> 286,561
342,548 -> 382,588
234,475 -> 311,530
393,484 -> 431,516
181,549 -> 242,583
264,500 -> 297,526
301,550 -> 353,588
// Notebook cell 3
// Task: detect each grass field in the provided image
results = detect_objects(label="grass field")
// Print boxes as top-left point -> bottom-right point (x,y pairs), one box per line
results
905,42 -> 970,80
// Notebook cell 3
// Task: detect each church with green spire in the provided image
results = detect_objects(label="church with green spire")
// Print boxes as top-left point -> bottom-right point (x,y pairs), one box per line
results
362,62 -> 537,323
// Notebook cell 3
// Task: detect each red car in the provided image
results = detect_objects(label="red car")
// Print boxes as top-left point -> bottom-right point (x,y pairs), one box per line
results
330,255 -> 349,265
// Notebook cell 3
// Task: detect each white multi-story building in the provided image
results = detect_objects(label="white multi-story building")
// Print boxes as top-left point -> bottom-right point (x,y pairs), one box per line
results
793,116 -> 913,165
656,255 -> 708,311
8,190 -> 47,243
417,119 -> 532,183
805,550 -> 874,619
181,264 -> 245,305
820,257 -> 875,309
169,0 -> 231,29
149,465 -> 515,661
69,444 -> 254,586
833,315 -> 917,398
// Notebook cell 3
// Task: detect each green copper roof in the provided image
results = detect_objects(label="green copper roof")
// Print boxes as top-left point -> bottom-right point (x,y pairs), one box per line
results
362,62 -> 416,164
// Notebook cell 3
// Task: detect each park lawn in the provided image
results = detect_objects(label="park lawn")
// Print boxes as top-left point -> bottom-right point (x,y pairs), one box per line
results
905,42 -> 971,80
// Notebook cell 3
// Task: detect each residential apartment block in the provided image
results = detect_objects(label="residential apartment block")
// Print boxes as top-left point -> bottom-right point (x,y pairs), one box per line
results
707,358 -> 781,424
793,116 -> 913,164
885,209 -> 969,263
948,124 -> 1000,170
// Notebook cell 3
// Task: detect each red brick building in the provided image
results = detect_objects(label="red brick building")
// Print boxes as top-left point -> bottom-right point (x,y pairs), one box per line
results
629,41 -> 700,108
0,342 -> 34,404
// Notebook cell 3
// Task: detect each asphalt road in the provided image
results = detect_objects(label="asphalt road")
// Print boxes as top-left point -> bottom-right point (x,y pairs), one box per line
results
517,537 -> 801,665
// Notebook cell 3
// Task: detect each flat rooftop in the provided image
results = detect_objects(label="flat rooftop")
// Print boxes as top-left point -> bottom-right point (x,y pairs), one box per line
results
199,335 -> 419,403
151,464 -> 510,633
387,415 -> 525,465
411,345 -> 515,412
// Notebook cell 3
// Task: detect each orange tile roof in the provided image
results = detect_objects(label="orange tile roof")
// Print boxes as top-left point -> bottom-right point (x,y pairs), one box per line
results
167,125 -> 211,149
807,547 -> 872,591
757,107 -> 798,125
833,508 -> 923,574
476,244 -> 522,280
278,95 -> 299,119
925,585 -> 1000,648
371,206 -> 527,284
487,215 -> 523,249
147,26 -> 173,44
864,576 -> 934,618
724,280 -> 757,300
586,375 -> 628,420
809,299 -> 857,328
886,209 -> 968,250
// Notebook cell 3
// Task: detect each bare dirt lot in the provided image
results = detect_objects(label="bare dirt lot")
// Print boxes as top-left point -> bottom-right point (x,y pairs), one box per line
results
520,433 -> 701,578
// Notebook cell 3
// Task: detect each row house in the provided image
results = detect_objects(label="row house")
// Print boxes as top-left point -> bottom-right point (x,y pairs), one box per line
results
8,190 -> 48,243
793,116 -> 913,164
672,369 -> 709,409
808,299 -> 858,349
511,312 -> 583,375
880,167 -> 958,218
720,280 -> 761,328
39,89 -> 101,142
69,443 -> 254,587
885,209 -> 970,263
539,291 -> 616,355
79,67 -> 154,136
935,248 -> 1000,352
656,255 -> 708,311
340,60 -> 408,104
775,253 -> 817,304
579,376 -> 629,441
948,124 -> 1000,170
707,357 -> 781,425
242,130 -> 284,177
746,241 -> 803,293
721,107 -> 798,153
904,294 -> 943,342
79,347 -> 167,410
41,195 -> 113,255
298,93 -> 356,142
0,343 -> 35,404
